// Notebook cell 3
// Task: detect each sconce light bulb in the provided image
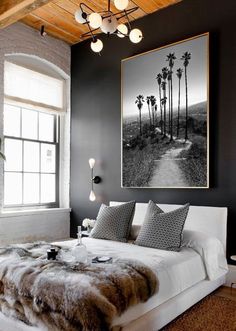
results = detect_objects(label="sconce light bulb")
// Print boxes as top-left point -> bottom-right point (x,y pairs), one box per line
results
89,158 -> 95,169
89,190 -> 96,201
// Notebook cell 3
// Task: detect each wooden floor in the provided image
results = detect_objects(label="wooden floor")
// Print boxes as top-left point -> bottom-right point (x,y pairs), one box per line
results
215,285 -> 236,302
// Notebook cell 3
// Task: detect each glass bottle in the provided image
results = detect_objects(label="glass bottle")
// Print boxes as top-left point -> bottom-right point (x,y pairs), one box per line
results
72,227 -> 88,263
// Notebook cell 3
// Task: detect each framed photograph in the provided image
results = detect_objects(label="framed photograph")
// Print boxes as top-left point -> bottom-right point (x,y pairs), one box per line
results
121,33 -> 209,188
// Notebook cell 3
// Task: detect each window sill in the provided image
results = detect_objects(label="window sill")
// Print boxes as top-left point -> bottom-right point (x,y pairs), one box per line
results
0,207 -> 71,218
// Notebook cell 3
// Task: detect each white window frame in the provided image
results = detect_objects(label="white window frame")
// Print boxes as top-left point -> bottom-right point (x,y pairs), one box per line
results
3,103 -> 59,209
2,60 -> 69,211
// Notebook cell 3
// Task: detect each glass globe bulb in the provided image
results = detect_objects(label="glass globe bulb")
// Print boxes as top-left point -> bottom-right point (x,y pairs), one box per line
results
88,12 -> 102,29
89,190 -> 96,202
75,9 -> 87,24
101,15 -> 118,34
88,158 -> 95,169
114,0 -> 129,11
129,28 -> 143,43
117,23 -> 128,38
90,39 -> 103,53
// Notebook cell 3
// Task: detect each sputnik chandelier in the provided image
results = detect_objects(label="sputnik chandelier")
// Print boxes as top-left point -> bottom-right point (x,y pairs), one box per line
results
74,0 -> 143,53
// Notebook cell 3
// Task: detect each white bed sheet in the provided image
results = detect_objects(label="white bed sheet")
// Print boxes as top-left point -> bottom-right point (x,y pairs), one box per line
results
55,238 -> 207,327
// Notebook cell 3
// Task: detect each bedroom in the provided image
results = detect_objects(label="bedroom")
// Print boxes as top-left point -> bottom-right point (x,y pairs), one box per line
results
0,0 -> 235,330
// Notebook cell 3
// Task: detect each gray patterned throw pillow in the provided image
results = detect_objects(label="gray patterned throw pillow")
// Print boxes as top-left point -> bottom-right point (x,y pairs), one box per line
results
135,201 -> 189,251
90,201 -> 136,242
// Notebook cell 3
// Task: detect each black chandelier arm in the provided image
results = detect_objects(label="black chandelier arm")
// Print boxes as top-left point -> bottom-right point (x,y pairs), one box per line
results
86,22 -> 98,41
102,6 -> 139,20
81,28 -> 101,39
123,9 -> 132,30
116,6 -> 139,20
80,5 -> 139,24
79,2 -> 94,14
113,30 -> 129,38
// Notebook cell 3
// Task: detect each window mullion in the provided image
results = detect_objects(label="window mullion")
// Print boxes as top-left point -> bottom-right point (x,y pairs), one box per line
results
39,142 -> 41,204
20,107 -> 22,138
22,140 -> 24,205
37,110 -> 39,140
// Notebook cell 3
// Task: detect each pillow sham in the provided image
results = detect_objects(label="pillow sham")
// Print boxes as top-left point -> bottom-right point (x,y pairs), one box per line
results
90,200 -> 135,242
135,200 -> 189,251
182,230 -> 228,280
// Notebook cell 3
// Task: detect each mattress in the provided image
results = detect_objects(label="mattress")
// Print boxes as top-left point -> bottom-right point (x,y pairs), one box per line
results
55,238 -> 207,328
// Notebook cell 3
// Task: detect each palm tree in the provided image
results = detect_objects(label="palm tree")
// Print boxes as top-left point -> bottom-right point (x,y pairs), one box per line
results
176,68 -> 183,138
135,95 -> 145,136
167,70 -> 171,135
150,95 -> 157,127
154,104 -> 158,126
146,96 -> 152,128
167,53 -> 176,141
156,73 -> 163,134
161,67 -> 168,137
181,52 -> 191,141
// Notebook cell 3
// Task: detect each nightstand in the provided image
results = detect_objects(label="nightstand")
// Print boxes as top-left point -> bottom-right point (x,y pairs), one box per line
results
230,255 -> 236,294
82,231 -> 90,238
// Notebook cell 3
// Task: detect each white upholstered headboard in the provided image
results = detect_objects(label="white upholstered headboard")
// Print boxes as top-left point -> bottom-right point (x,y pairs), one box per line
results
110,201 -> 228,252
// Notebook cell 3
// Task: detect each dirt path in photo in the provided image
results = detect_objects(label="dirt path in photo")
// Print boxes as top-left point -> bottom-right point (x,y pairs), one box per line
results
148,131 -> 192,187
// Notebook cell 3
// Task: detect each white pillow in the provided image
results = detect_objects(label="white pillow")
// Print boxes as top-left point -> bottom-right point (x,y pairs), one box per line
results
130,225 -> 141,240
182,230 -> 228,280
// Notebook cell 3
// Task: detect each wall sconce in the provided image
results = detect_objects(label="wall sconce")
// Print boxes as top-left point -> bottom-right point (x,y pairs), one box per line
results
89,158 -> 101,201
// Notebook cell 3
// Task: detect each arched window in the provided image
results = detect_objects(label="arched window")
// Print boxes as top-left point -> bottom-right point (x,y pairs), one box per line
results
3,58 -> 67,208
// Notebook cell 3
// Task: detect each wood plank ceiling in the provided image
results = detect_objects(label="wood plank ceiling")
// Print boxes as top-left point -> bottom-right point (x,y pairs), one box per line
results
1,0 -> 181,45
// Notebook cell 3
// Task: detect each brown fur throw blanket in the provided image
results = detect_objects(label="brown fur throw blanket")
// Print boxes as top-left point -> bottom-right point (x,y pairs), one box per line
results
0,242 -> 158,331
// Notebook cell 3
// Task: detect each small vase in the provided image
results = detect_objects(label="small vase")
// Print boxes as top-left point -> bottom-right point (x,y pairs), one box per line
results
87,225 -> 92,233
72,231 -> 87,263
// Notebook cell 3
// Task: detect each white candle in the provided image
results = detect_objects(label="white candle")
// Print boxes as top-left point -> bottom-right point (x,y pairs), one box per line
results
78,226 -> 81,233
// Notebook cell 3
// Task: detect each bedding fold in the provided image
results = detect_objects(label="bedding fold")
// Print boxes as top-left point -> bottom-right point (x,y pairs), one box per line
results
182,230 -> 228,280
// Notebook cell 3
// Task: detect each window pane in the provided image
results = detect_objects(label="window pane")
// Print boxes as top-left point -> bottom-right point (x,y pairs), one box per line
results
24,141 -> 39,172
39,113 -> 54,142
22,108 -> 38,139
4,104 -> 21,137
4,172 -> 22,205
4,138 -> 22,171
41,144 -> 56,173
23,173 -> 39,204
41,174 -> 55,203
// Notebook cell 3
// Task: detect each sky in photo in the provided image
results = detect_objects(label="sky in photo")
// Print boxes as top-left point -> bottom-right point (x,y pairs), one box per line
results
122,35 -> 208,117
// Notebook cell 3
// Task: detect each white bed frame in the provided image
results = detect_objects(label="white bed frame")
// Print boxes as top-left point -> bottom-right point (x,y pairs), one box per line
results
0,202 -> 227,331
110,201 -> 228,331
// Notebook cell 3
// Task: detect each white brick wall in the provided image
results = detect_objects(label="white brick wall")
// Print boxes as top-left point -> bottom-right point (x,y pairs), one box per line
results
0,23 -> 71,243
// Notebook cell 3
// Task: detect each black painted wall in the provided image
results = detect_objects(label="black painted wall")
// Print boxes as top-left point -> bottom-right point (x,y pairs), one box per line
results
71,0 -> 236,261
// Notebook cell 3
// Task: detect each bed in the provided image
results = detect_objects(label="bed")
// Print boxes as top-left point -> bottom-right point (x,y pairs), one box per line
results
0,201 -> 228,331
110,201 -> 228,331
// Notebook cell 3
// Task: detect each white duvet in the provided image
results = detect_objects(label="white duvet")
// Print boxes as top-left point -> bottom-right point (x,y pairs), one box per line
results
55,236 -> 227,327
